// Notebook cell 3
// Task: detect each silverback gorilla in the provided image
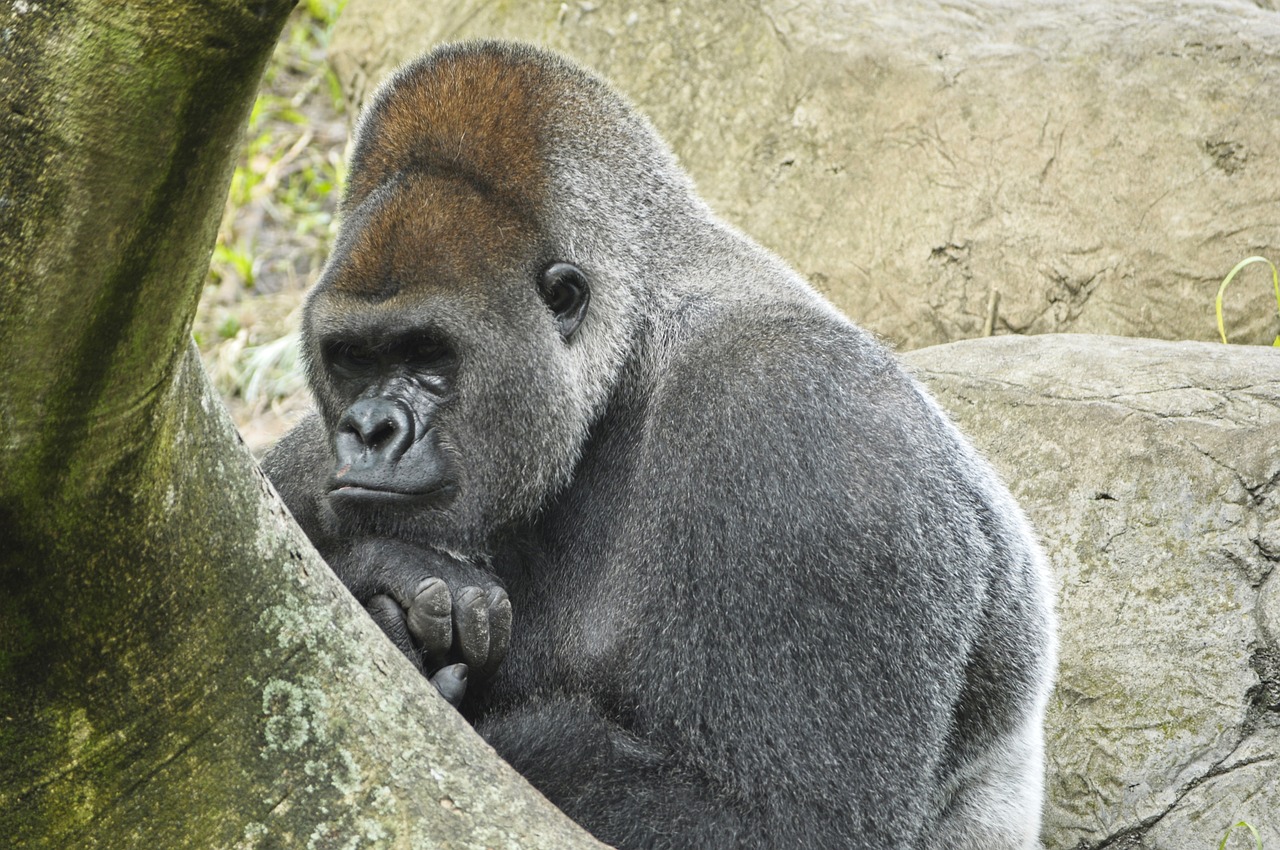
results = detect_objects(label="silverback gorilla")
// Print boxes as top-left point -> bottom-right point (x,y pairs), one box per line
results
263,41 -> 1056,850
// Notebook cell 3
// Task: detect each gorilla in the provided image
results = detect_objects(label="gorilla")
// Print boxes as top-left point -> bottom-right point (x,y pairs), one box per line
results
264,40 -> 1056,850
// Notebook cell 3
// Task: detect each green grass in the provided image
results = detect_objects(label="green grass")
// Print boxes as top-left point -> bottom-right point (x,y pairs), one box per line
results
1215,256 -> 1280,346
1219,821 -> 1263,850
195,1 -> 348,452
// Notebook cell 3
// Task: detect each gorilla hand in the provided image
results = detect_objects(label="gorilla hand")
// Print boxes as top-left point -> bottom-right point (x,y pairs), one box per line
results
340,539 -> 511,707
367,578 -> 511,705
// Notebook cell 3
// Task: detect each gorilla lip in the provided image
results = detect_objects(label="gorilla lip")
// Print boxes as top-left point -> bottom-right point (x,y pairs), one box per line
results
326,481 -> 454,504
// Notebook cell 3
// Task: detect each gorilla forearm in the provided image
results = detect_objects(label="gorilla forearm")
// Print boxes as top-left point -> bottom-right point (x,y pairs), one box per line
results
477,698 -> 751,850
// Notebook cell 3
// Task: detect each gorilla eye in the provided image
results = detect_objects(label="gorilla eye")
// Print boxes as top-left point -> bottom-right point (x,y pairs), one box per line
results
404,338 -> 450,369
326,341 -> 378,375
539,262 -> 590,341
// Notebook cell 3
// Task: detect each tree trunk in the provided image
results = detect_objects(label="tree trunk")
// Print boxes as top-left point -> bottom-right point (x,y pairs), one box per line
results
0,2 -> 604,847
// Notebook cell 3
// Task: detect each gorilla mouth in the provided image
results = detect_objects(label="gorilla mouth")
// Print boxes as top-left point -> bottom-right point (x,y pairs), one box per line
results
331,484 -> 414,499
327,482 -> 455,505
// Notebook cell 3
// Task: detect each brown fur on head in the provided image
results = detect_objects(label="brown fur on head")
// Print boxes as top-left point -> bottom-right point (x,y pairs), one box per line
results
343,41 -> 692,255
330,43 -> 567,305
342,43 -> 560,216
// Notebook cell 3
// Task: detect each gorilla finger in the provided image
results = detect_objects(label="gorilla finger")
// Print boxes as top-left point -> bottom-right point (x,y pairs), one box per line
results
406,577 -> 453,660
453,586 -> 491,671
482,587 -> 512,677
430,663 -> 469,708
366,594 -> 422,671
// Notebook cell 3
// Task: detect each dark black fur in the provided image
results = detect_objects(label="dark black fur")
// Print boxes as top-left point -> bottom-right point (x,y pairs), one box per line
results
263,41 -> 1055,850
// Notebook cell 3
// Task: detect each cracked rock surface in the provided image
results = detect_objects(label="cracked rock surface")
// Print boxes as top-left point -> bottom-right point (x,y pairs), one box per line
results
330,0 -> 1280,349
905,334 -> 1280,850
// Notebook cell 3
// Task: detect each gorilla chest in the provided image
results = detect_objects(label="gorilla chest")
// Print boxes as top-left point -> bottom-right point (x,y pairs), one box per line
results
487,414 -> 668,708
495,545 -> 650,704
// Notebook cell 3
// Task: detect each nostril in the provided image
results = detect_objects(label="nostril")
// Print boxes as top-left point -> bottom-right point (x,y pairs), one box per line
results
339,414 -> 395,449
364,417 -> 396,450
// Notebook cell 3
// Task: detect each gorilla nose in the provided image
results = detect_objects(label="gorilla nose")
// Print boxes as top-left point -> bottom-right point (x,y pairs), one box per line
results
335,398 -> 415,469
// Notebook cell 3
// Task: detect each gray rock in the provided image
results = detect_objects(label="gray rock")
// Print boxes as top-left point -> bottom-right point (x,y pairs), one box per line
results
905,335 -> 1280,850
330,0 -> 1280,349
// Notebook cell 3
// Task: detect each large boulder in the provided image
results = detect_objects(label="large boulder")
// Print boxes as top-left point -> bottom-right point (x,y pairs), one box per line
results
329,0 -> 1280,349
905,335 -> 1280,850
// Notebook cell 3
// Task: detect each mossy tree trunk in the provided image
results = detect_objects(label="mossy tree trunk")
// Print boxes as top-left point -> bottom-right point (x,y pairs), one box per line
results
0,2 -> 603,847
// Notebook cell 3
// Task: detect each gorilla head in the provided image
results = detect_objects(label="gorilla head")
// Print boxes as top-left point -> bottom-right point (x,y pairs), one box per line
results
300,44 -> 674,551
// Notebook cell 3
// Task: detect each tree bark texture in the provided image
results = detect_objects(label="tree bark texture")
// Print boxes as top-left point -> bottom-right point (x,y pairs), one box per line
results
0,2 -> 604,848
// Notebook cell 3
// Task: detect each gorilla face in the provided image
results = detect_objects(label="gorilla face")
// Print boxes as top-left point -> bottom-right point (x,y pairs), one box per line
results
300,170 -> 594,550
320,327 -> 460,510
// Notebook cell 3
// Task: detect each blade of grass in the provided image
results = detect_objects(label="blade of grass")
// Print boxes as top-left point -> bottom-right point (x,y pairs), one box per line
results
1215,256 -> 1280,346
1217,821 -> 1263,850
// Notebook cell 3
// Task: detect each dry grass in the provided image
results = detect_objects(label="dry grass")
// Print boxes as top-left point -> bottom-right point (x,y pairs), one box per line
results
194,0 -> 348,454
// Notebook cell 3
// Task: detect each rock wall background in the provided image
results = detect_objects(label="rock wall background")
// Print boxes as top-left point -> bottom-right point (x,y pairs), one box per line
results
330,0 -> 1280,350
907,336 -> 1279,850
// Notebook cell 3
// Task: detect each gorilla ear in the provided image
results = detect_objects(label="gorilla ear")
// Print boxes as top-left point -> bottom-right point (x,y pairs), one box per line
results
539,262 -> 590,340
